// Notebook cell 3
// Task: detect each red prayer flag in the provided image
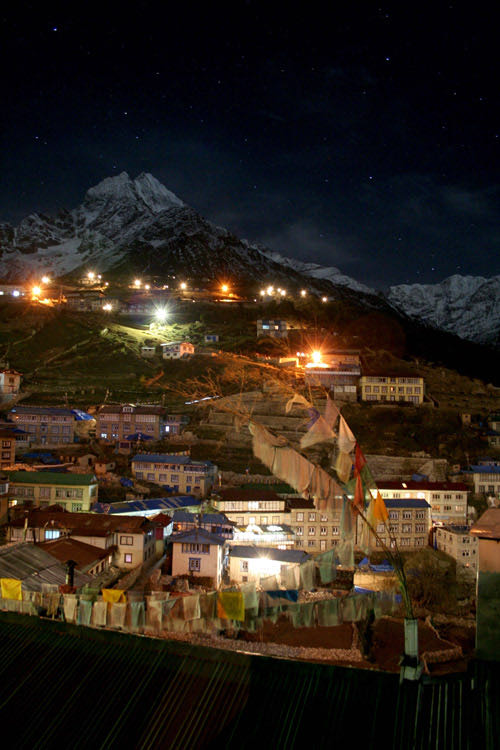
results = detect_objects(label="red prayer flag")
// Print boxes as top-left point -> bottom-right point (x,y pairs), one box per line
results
354,443 -> 367,476
353,473 -> 364,514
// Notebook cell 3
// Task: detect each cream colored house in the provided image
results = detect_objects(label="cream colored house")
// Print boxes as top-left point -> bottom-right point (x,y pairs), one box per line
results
435,525 -> 478,572
161,341 -> 195,359
0,369 -> 22,401
132,453 -> 218,496
286,498 -> 342,554
359,375 -> 425,404
369,498 -> 431,550
7,471 -> 98,511
171,528 -> 225,587
377,480 -> 469,525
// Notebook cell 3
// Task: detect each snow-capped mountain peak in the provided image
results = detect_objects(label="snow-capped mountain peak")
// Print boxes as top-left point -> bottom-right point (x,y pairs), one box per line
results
388,274 -> 500,346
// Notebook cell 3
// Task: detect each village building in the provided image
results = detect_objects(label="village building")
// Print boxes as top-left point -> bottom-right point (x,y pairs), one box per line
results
8,405 -> 94,446
286,497 -> 341,553
0,542 -> 91,591
377,480 -> 469,525
231,522 -> 296,549
96,403 -> 169,442
212,487 -> 290,528
0,429 -> 16,469
131,454 -> 218,496
0,474 -> 8,524
40,536 -> 113,577
358,374 -> 425,404
170,510 -> 234,539
470,509 -> 500,660
256,319 -> 288,339
0,369 -> 22,401
7,471 -> 98,512
486,413 -> 500,448
435,525 -> 478,572
140,345 -> 157,358
204,334 -> 220,343
160,341 -> 195,359
468,464 -> 500,504
227,545 -> 310,585
170,528 -> 225,587
304,361 -> 360,401
369,498 -> 431,550
4,508 -> 157,571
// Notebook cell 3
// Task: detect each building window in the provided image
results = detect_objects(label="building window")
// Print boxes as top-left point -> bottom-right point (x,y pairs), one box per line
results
402,524 -> 412,533
320,527 -> 327,535
189,558 -> 201,572
296,526 -> 303,536
415,524 -> 426,533
308,527 -> 316,536
402,511 -> 412,520
308,512 -> 316,522
296,512 -> 304,522
71,503 -> 83,512
415,511 -> 426,519
45,529 -> 60,540
120,535 -> 134,545
308,541 -> 316,548
240,560 -> 248,572
320,540 -> 327,551
389,511 -> 399,521
124,554 -> 133,563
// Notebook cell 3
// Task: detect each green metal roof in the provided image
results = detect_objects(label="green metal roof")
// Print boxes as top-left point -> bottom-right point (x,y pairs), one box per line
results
0,613 -> 498,748
8,471 -> 97,486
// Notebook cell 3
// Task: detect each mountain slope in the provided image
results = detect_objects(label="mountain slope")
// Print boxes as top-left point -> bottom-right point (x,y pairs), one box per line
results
388,275 -> 500,347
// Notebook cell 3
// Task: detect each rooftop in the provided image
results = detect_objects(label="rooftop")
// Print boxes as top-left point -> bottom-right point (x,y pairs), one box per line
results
131,453 -> 213,466
216,488 -> 284,502
379,481 -> 469,491
7,471 -> 97,486
92,496 -> 201,514
0,543 -> 90,590
40,537 -> 110,569
470,509 -> 500,540
384,498 -> 431,509
170,528 -> 226,546
229,545 -> 310,564
98,404 -> 167,415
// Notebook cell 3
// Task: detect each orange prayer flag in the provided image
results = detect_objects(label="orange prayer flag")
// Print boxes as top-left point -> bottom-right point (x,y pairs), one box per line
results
373,491 -> 389,522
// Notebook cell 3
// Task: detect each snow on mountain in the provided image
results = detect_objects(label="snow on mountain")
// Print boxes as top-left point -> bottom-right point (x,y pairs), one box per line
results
388,275 -> 500,346
260,249 -> 374,295
0,173 -> 372,299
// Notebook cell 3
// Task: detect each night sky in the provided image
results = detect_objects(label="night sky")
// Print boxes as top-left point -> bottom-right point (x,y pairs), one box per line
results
1,2 -> 498,289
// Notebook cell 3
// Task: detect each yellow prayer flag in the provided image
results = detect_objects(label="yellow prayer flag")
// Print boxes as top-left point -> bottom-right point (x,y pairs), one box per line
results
102,588 -> 126,604
1,578 -> 22,601
373,491 -> 389,522
217,591 -> 245,621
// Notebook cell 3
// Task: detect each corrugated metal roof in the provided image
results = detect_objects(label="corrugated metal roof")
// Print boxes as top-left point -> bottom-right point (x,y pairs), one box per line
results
384,498 -> 431,509
170,529 -> 226,546
470,509 -> 500,540
0,544 -> 90,590
0,614 -> 497,748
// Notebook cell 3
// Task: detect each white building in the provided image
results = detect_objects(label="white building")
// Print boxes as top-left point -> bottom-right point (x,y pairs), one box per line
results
131,453 -> 218,496
468,465 -> 500,503
171,528 -> 225,587
228,545 -> 310,586
377,480 -> 470,525
161,341 -> 195,359
435,525 -> 478,572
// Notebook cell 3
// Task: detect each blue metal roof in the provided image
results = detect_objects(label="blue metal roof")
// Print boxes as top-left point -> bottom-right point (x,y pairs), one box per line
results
384,498 -> 431,509
131,453 -> 213,466
469,465 -> 500,474
93,496 -> 201,514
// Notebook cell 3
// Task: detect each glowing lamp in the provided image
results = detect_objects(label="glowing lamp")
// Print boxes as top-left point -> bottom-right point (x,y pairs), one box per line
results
155,308 -> 167,322
300,289 -> 307,297
41,275 -> 50,284
180,282 -> 187,290
32,286 -> 41,297
311,350 -> 322,364
88,271 -> 95,280
103,303 -> 112,311
134,278 -> 142,288
322,296 -> 328,302
221,284 -> 229,293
